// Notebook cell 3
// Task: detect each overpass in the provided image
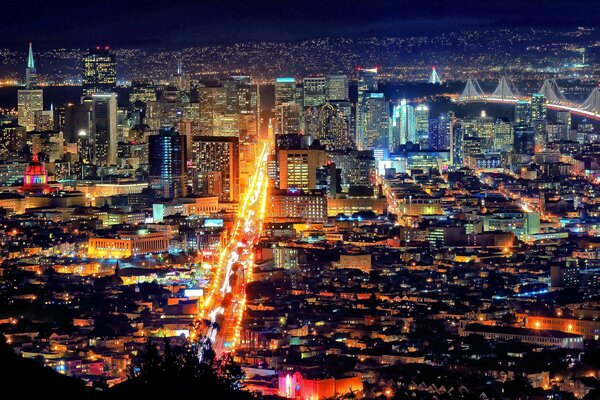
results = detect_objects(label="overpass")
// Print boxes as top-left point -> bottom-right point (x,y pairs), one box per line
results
456,76 -> 600,120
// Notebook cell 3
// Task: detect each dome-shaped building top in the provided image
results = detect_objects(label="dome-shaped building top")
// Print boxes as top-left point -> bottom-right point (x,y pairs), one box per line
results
21,153 -> 50,194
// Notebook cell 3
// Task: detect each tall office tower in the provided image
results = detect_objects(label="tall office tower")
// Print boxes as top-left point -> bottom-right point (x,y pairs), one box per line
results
325,75 -> 348,101
63,103 -> 92,143
224,76 -> 259,115
171,61 -> 189,92
223,75 -> 259,140
318,102 -> 352,150
198,84 -> 227,136
356,67 -> 379,149
434,111 -> 456,150
328,100 -> 355,149
278,148 -> 327,191
25,43 -> 37,89
357,67 -> 378,93
358,93 -> 388,150
83,47 -> 116,96
533,119 -> 548,151
475,111 -> 494,150
275,77 -> 297,104
148,128 -> 187,200
556,111 -> 571,128
303,76 -> 327,108
414,104 -> 430,147
450,122 -> 463,166
391,99 -> 415,150
274,78 -> 302,135
18,90 -> 43,132
17,43 -> 43,132
276,102 -> 303,135
531,93 -> 547,121
514,125 -> 536,155
514,100 -> 531,126
90,93 -> 118,166
493,118 -> 514,151
158,88 -> 184,129
428,118 -> 439,149
192,136 -> 239,202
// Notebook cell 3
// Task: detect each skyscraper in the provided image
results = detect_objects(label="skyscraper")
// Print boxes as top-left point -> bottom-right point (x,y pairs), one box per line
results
431,112 -> 453,151
90,93 -> 118,166
493,118 -> 514,151
515,100 -> 531,126
415,104 -> 430,147
475,111 -> 494,150
325,75 -> 348,101
275,78 -> 302,136
358,93 -> 388,150
83,47 -> 117,96
18,44 -> 43,132
514,125 -> 536,155
391,99 -> 415,149
149,128 -> 187,200
318,102 -> 353,150
531,93 -> 547,121
303,76 -> 327,108
25,43 -> 37,89
192,136 -> 239,202
356,67 -> 379,149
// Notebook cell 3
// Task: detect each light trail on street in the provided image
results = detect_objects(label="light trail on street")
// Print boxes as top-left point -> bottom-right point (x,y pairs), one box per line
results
193,142 -> 270,356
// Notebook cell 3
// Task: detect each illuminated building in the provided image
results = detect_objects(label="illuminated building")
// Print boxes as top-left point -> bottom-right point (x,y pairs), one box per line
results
192,136 -> 239,202
414,104 -> 429,147
90,93 -> 118,166
327,196 -> 387,216
517,311 -> 600,340
198,84 -> 227,136
391,99 -> 415,149
357,67 -> 378,93
515,100 -> 531,126
514,125 -> 536,155
531,93 -> 547,120
356,67 -> 378,150
459,323 -> 584,349
87,232 -> 170,258
21,153 -> 50,194
358,92 -> 388,150
557,110 -> 571,128
83,47 -> 117,96
475,111 -> 494,150
317,102 -> 353,150
325,74 -> 348,101
268,189 -> 327,223
493,118 -> 513,151
149,128 -> 187,200
302,76 -> 326,107
438,111 -> 455,151
278,372 -> 363,399
278,148 -> 327,191
25,43 -> 37,89
18,89 -> 43,132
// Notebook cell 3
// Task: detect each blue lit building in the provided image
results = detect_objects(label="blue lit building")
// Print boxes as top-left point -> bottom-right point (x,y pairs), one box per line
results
149,128 -> 187,200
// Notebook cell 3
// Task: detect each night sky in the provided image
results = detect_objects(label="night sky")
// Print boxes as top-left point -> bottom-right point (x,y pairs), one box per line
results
3,0 -> 600,48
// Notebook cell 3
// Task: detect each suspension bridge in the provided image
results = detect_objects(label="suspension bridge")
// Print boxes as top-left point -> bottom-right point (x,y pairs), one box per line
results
456,76 -> 600,120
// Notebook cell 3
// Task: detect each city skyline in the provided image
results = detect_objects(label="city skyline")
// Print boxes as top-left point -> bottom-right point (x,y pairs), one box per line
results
3,2 -> 600,399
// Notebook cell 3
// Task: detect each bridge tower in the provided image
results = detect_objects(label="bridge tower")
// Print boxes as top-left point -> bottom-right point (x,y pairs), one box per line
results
457,78 -> 485,101
581,87 -> 600,115
538,79 -> 568,105
491,77 -> 517,100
